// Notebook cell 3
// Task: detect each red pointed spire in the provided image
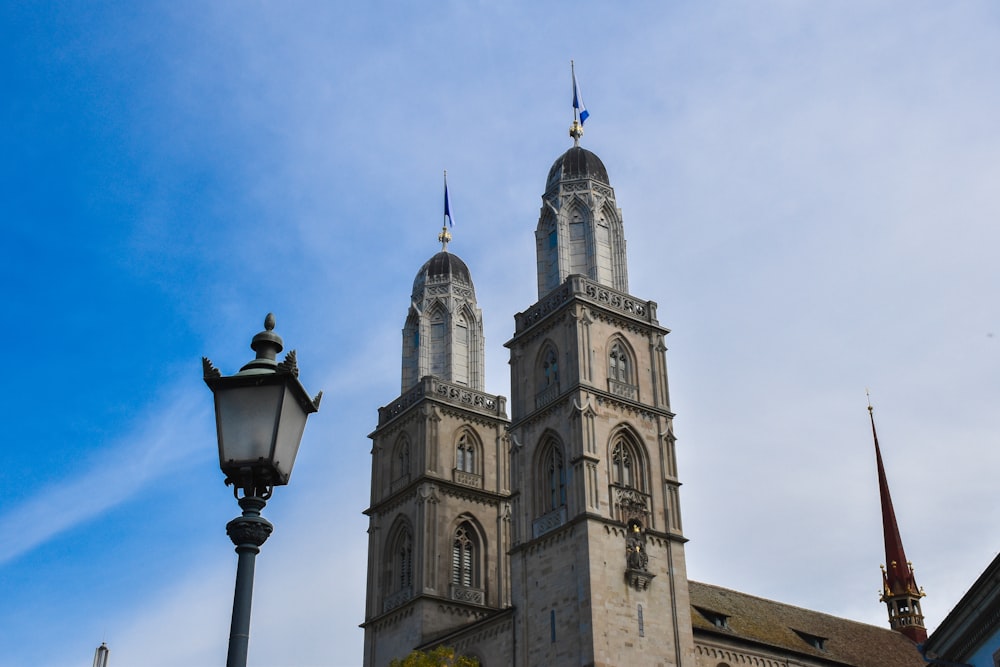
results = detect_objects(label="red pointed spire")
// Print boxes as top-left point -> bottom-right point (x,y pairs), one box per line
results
869,398 -> 926,644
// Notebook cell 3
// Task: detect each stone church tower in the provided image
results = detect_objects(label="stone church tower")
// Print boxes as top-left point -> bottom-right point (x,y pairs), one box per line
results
361,108 -> 927,667
362,121 -> 695,665
362,236 -> 511,667
504,125 -> 694,666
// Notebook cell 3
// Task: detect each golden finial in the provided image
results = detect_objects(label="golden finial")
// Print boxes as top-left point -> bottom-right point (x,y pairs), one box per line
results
438,225 -> 451,251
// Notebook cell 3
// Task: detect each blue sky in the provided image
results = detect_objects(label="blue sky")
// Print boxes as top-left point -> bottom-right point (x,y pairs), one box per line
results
2,2 -> 999,665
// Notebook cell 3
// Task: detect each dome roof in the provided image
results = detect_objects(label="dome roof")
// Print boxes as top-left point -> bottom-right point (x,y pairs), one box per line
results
412,251 -> 473,294
546,146 -> 609,188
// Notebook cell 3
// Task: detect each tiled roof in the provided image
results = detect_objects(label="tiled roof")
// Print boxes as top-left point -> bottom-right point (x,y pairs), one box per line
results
690,581 -> 924,667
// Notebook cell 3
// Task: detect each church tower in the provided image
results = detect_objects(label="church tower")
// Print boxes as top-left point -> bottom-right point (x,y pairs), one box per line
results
505,118 -> 694,666
869,401 -> 927,644
362,229 -> 511,667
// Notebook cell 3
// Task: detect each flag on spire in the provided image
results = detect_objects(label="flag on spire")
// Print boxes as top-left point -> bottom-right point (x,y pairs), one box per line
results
444,171 -> 454,228
572,62 -> 589,125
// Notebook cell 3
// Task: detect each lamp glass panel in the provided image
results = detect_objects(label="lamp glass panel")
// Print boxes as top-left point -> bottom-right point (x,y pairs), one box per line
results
272,385 -> 308,481
215,384 -> 284,465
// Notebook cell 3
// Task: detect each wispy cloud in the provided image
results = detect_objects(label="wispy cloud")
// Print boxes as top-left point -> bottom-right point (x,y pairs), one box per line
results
0,387 -> 209,567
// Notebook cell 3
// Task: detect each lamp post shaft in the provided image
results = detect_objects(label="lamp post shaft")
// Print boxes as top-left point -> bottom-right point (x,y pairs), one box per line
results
206,315 -> 319,667
225,496 -> 273,667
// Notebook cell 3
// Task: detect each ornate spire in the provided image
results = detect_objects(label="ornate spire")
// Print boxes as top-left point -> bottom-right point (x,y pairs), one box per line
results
868,393 -> 927,643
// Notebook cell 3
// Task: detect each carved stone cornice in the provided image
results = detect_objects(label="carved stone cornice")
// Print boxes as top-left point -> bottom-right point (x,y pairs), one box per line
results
438,482 -> 506,507
512,275 -> 663,337
439,406 -> 508,429
376,376 -> 508,428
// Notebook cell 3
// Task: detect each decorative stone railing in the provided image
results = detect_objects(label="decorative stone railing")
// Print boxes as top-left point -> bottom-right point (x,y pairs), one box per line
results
382,586 -> 412,613
611,485 -> 651,525
514,275 -> 659,333
390,474 -> 410,493
451,584 -> 485,605
607,378 -> 637,400
532,506 -> 567,539
535,382 -> 560,409
379,376 -> 507,426
453,469 -> 482,489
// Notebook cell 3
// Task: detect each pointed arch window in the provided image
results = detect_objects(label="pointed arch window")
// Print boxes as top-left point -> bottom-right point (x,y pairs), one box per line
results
569,208 -> 587,276
396,442 -> 410,477
536,345 -> 561,409
454,310 -> 470,386
540,213 -> 560,295
456,433 -> 475,474
397,441 -> 410,477
607,340 -> 636,400
609,341 -> 631,383
383,522 -> 415,611
611,437 -> 643,491
429,307 -> 446,378
452,522 -> 479,588
397,531 -> 413,591
543,347 -> 559,387
543,442 -> 567,511
401,312 -> 420,391
392,436 -> 411,491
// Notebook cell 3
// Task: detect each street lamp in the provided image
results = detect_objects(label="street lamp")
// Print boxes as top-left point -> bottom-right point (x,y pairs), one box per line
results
203,313 -> 321,667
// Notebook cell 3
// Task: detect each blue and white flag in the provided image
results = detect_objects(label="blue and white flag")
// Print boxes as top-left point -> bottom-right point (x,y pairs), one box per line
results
572,68 -> 589,125
444,173 -> 454,227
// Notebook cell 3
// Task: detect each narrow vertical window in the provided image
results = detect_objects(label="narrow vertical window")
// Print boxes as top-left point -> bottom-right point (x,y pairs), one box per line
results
396,440 -> 410,479
545,226 -> 559,291
456,433 -> 475,473
394,528 -> 413,592
430,309 -> 446,378
454,312 -> 469,386
452,522 -> 477,588
609,342 -> 631,383
569,212 -> 586,276
550,610 -> 556,643
547,446 -> 566,510
543,348 -> 559,387
612,441 -> 634,488
638,604 -> 644,637
399,540 -> 412,589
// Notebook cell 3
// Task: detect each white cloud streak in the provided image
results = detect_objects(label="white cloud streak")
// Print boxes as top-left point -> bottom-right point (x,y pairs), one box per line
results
0,388 -> 209,567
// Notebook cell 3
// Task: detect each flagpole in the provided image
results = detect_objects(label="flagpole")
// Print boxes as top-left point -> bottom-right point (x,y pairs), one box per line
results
570,60 -> 584,145
571,60 -> 579,124
439,170 -> 452,251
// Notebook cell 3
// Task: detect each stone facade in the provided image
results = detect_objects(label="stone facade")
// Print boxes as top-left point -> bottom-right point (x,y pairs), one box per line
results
505,271 -> 693,667
361,136 -> 924,667
362,247 -> 511,667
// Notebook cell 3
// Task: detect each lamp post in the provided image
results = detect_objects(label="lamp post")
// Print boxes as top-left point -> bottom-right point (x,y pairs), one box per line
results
203,313 -> 321,667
